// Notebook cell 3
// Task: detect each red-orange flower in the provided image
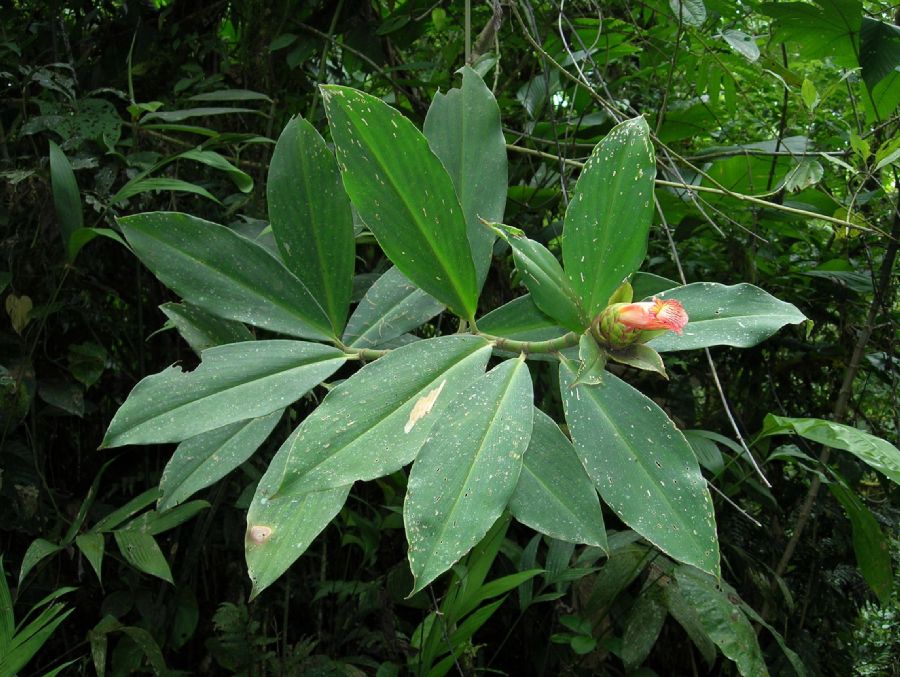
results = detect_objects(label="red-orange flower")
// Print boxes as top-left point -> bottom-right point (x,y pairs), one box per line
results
615,298 -> 688,335
592,297 -> 689,349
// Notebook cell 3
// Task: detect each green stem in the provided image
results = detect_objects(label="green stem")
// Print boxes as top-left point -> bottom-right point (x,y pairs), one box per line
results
477,330 -> 580,354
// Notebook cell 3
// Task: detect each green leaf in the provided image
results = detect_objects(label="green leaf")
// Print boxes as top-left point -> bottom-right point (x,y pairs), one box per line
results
178,148 -> 253,193
93,489 -> 160,532
110,177 -> 220,205
75,532 -> 105,583
495,225 -> 586,332
48,140 -> 83,260
321,85 -> 479,320
113,531 -> 173,584
722,29 -> 760,62
607,343 -> 667,378
141,106 -> 259,122
675,567 -> 769,677
509,409 -> 607,548
783,159 -> 824,192
622,585 -> 667,671
268,116 -> 355,333
424,67 -> 507,288
245,442 -> 351,598
188,89 -> 272,102
272,335 -> 492,495
670,0 -> 707,26
563,117 -> 656,318
119,212 -> 333,340
121,501 -> 210,535
342,266 -> 444,349
860,18 -> 900,90
571,333 -> 607,387
18,539 -> 63,586
829,482 -> 893,604
760,0 -> 861,69
801,79 -> 819,110
66,227 -> 127,262
663,583 -> 717,667
760,414 -> 900,485
477,295 -> 564,342
560,361 -> 719,576
159,302 -> 254,355
646,283 -> 807,352
682,430 -> 725,475
405,358 -> 534,594
159,410 -> 282,511
102,340 -> 345,447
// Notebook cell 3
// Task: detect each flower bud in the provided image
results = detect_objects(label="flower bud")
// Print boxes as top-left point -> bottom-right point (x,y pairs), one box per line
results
592,297 -> 688,349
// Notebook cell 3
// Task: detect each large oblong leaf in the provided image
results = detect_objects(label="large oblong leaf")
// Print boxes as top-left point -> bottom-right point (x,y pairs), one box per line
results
102,341 -> 345,448
268,117 -> 355,333
342,266 -> 444,349
274,335 -> 492,495
404,357 -> 534,594
646,282 -> 807,352
559,361 -> 720,576
509,409 -> 607,548
158,410 -> 283,511
246,423 -> 351,599
119,212 -> 333,340
562,116 -> 656,317
424,66 -> 507,288
321,85 -> 479,320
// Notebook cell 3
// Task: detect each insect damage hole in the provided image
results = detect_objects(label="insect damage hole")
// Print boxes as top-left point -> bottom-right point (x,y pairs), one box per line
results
404,379 -> 447,433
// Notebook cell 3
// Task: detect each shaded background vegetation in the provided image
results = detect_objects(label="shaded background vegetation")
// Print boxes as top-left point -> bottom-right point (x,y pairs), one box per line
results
0,0 -> 897,674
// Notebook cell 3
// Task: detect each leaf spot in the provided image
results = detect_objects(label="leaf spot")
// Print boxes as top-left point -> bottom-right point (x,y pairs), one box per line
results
404,379 -> 447,434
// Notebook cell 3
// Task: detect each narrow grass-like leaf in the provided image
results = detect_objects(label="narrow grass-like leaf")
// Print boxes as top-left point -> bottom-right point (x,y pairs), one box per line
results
648,282 -> 806,352
509,409 -> 607,548
563,117 -> 656,317
119,212 -> 333,340
405,358 -> 534,594
342,266 -> 444,349
268,117 -> 355,333
274,335 -> 492,495
159,410 -> 282,511
110,178 -> 220,205
321,85 -> 478,320
560,360 -> 720,575
102,341 -> 344,447
424,67 -> 507,288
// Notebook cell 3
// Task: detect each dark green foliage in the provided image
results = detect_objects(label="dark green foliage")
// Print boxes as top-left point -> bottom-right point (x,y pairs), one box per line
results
1,0 -> 897,675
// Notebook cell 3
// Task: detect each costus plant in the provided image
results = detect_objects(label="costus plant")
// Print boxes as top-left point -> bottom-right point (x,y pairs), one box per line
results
101,68 -> 809,667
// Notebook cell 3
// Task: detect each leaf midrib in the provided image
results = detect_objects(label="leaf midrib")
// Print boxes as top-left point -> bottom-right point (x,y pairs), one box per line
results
570,367 -> 712,564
